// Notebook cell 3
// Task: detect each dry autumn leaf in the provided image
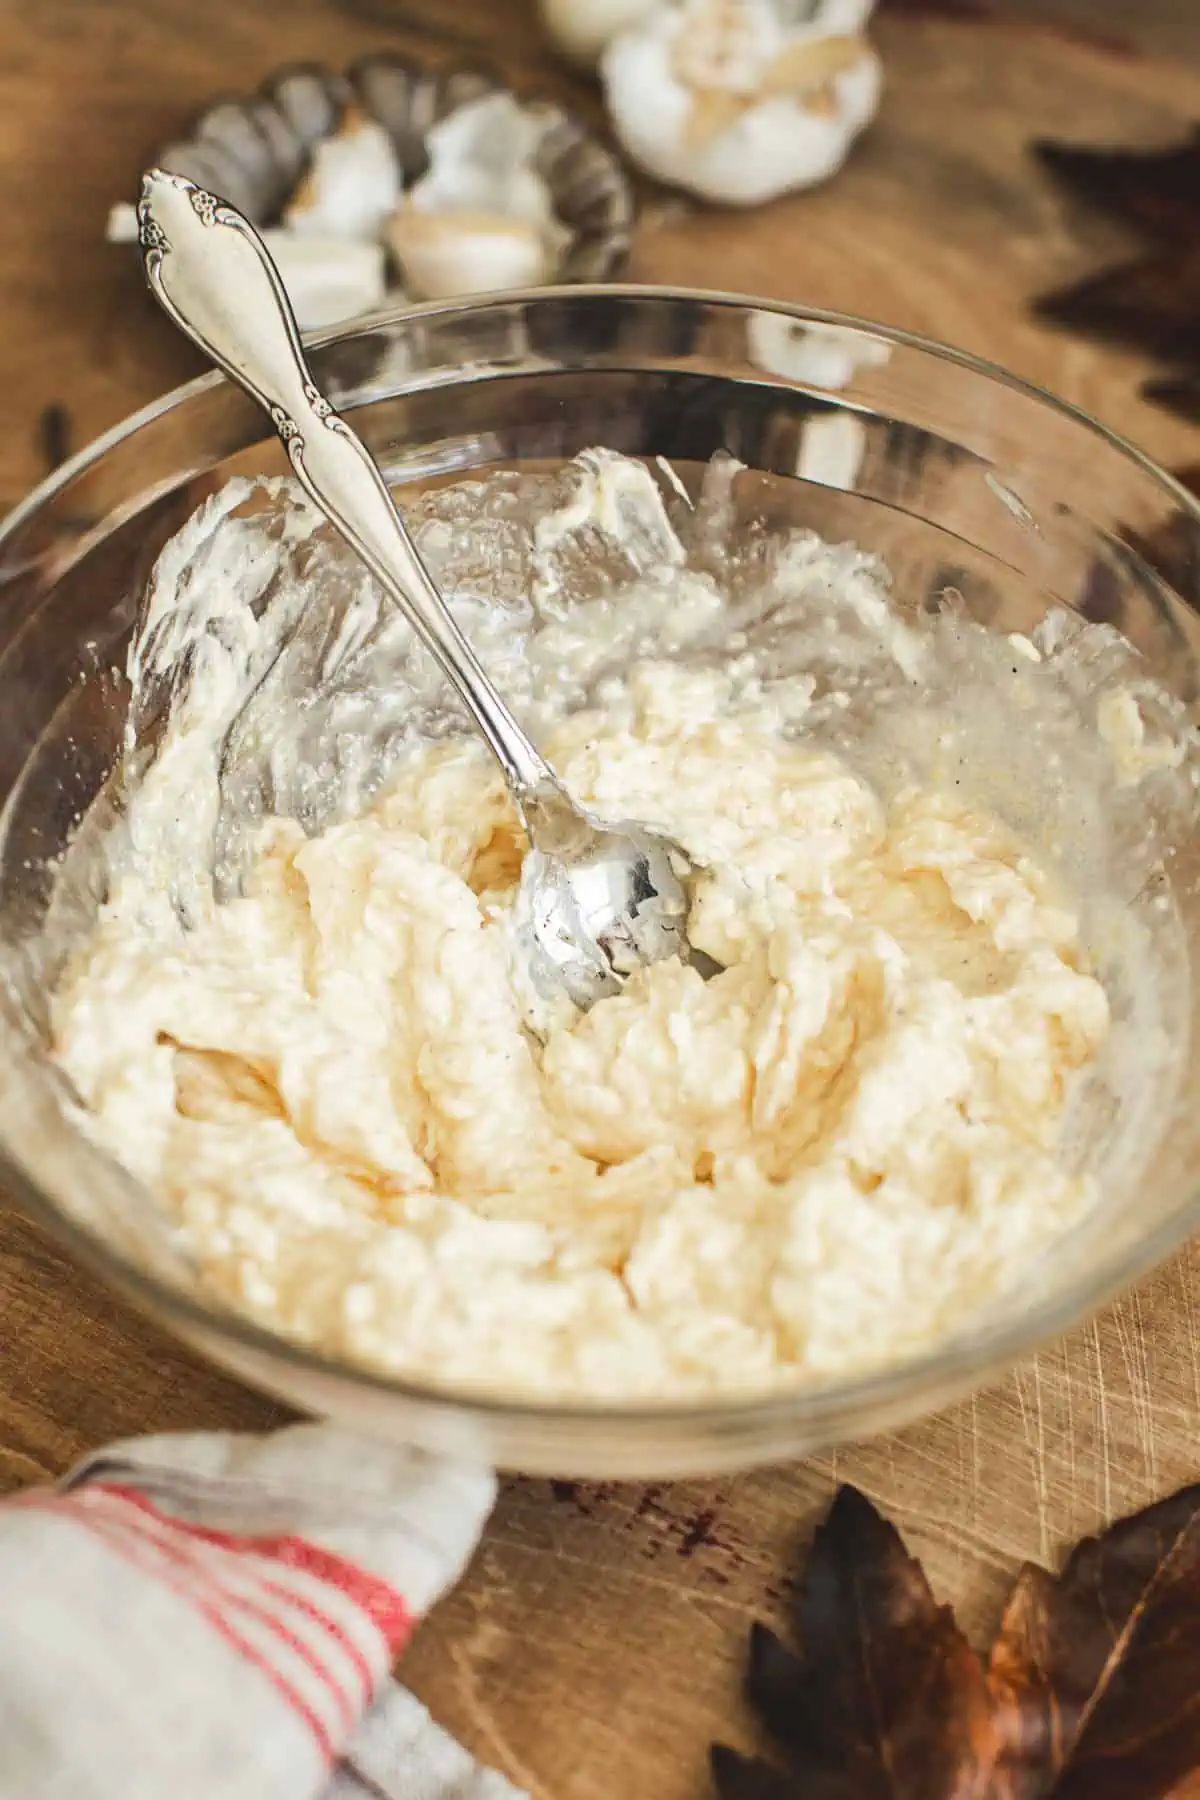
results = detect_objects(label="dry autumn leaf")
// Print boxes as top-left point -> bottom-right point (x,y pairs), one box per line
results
1031,127 -> 1200,426
1145,375 -> 1200,426
1037,131 -> 1200,242
712,1483 -> 1200,1800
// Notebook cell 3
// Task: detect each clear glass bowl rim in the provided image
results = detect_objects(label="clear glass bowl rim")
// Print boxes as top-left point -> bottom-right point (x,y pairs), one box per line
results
4,281 -> 1199,1443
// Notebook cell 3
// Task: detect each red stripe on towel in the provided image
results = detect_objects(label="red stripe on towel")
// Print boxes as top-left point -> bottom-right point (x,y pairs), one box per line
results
93,1483 -> 413,1651
14,1492 -> 337,1760
81,1487 -> 362,1734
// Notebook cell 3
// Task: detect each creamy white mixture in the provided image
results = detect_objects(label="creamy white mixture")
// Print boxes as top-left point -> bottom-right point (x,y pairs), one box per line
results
48,447 -> 1193,1402
52,543 -> 1113,1398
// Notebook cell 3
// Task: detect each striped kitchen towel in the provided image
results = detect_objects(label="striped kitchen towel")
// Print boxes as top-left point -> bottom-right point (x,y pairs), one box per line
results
0,1423 -> 524,1800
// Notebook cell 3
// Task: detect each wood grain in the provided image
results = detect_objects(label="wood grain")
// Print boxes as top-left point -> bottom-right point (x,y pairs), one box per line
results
0,2 -> 1198,1796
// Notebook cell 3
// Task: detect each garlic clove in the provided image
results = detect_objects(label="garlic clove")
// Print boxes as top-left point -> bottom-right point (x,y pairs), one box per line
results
412,93 -> 560,232
107,202 -> 139,244
259,231 -> 389,331
385,206 -> 553,301
538,0 -> 662,70
284,104 -> 402,240
387,91 -> 572,298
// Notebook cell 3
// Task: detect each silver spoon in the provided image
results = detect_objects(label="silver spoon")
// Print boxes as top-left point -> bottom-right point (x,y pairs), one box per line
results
136,169 -> 707,1016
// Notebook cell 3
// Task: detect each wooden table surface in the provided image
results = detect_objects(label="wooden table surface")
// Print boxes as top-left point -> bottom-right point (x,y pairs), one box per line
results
2,2 -> 1199,1795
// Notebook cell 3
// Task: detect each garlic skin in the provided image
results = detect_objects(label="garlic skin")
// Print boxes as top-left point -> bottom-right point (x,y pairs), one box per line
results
386,94 -> 569,300
601,0 -> 882,207
284,106 -> 401,240
538,0 -> 662,70
259,231 -> 389,331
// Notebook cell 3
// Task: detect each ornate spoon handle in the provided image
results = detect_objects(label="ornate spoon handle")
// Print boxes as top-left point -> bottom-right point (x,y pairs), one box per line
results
136,168 -> 553,800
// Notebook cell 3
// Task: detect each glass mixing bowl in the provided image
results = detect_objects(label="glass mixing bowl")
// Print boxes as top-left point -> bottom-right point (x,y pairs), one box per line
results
2,289 -> 1199,1478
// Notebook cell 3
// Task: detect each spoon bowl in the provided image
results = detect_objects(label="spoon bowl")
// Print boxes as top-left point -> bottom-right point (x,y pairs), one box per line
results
516,784 -> 700,1015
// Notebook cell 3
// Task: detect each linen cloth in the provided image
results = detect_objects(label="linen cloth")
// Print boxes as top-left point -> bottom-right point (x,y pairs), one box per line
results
0,1423 -> 526,1800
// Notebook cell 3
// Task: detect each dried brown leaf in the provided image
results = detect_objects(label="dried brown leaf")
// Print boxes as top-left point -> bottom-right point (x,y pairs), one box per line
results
993,1486 -> 1200,1798
1035,246 -> 1200,364
1143,374 -> 1200,425
1032,125 -> 1200,422
712,1487 -> 1002,1800
713,1483 -> 1200,1800
1034,130 -> 1200,244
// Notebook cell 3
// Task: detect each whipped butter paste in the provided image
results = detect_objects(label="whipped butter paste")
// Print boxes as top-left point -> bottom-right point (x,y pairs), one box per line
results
51,450 -> 1175,1401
